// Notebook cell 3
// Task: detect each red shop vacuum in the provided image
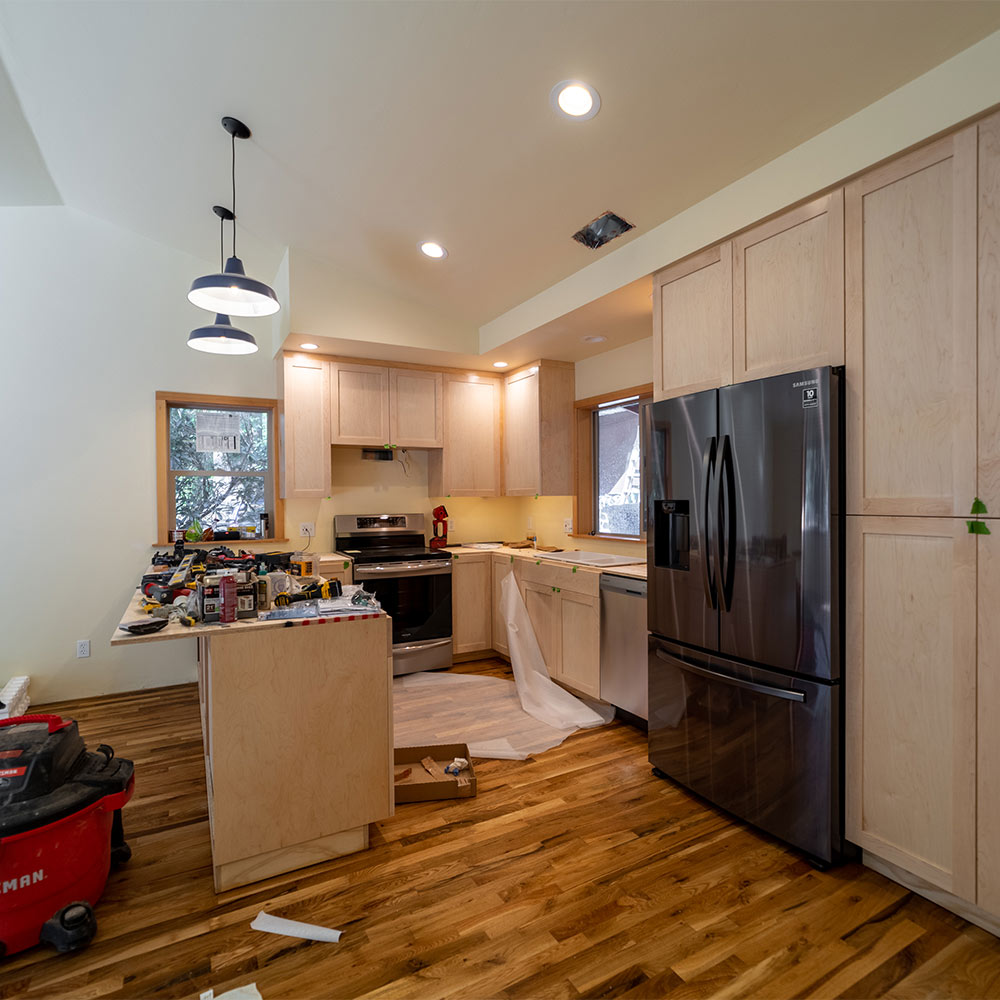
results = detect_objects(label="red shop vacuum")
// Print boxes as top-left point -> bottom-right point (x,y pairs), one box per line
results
0,714 -> 134,957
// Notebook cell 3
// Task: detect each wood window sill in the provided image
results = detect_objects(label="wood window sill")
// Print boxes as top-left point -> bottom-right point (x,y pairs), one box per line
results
152,538 -> 290,547
566,533 -> 645,544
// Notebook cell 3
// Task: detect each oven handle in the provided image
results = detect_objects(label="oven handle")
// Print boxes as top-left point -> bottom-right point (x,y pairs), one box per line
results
655,649 -> 806,703
392,638 -> 453,653
355,561 -> 452,577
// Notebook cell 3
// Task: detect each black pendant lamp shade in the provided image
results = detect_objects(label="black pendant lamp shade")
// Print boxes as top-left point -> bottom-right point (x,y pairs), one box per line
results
187,117 -> 280,319
187,313 -> 259,355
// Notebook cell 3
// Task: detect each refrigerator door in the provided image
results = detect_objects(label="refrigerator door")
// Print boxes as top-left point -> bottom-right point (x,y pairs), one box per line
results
648,635 -> 839,864
645,389 -> 719,652
718,367 -> 840,681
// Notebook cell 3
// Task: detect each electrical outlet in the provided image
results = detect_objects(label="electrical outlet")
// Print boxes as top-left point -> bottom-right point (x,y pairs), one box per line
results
299,522 -> 315,537
527,516 -> 534,530
563,518 -> 573,533
447,518 -> 454,533
76,639 -> 90,658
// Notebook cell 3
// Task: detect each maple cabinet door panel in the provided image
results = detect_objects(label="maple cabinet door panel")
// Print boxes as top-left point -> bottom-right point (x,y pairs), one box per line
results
734,191 -> 844,382
979,111 -> 1000,514
492,554 -> 514,656
504,368 -> 541,496
653,243 -> 733,401
978,528 -> 1000,913
281,356 -> 330,499
845,129 -> 977,516
389,368 -> 443,448
556,591 -> 601,699
452,553 -> 491,654
522,581 -> 559,679
330,363 -> 391,447
429,374 -> 502,497
846,516 -> 976,900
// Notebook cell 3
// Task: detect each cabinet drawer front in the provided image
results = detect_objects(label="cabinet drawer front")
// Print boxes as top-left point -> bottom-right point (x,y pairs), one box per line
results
516,559 -> 600,597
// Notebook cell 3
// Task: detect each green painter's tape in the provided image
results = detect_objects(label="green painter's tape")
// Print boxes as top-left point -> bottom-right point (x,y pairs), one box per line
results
510,555 -> 514,563
971,496 -> 989,515
572,566 -> 577,573
968,520 -> 992,535
343,561 -> 350,570
537,560 -> 541,565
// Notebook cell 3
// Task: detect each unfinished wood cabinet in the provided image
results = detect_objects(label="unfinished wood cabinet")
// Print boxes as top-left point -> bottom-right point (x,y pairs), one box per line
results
845,128 -> 978,516
329,361 -> 391,447
522,580 -> 558,672
317,554 -> 353,589
733,191 -> 844,382
556,590 -> 601,698
492,553 -> 515,657
652,243 -> 733,401
978,525 -> 1000,916
428,373 -> 502,497
503,362 -> 574,496
451,552 -> 492,654
979,111 -> 1000,515
846,516 -> 977,901
279,354 -> 330,499
388,368 -> 443,448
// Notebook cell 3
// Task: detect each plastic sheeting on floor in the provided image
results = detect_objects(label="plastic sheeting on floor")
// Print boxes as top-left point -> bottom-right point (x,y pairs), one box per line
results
392,570 -> 613,760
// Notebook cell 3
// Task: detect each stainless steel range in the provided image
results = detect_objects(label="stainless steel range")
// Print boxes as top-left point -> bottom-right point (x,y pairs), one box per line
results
335,514 -> 452,676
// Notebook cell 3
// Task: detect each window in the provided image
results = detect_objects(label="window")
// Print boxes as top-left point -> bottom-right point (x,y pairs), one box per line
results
573,384 -> 653,539
155,391 -> 283,544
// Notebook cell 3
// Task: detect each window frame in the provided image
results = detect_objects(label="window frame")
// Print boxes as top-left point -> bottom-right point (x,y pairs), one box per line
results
155,390 -> 284,545
572,383 -> 653,540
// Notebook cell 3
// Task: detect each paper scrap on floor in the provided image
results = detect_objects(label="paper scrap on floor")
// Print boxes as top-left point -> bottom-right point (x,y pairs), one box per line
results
250,911 -> 342,943
393,573 -> 612,759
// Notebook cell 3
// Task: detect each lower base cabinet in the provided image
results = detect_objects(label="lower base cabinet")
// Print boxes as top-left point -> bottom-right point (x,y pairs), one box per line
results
451,552 -> 492,653
491,554 -> 514,656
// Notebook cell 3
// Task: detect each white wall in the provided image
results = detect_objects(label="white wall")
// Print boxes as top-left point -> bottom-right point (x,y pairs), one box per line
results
575,337 -> 653,401
0,206 -> 277,703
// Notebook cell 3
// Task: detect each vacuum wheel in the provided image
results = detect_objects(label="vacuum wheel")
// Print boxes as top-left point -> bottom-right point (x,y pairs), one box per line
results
39,901 -> 97,953
111,841 -> 132,867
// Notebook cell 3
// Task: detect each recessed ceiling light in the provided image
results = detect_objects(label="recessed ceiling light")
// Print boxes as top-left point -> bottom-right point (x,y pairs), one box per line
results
493,361 -> 509,368
419,241 -> 448,259
550,80 -> 601,121
300,343 -> 318,350
583,335 -> 607,344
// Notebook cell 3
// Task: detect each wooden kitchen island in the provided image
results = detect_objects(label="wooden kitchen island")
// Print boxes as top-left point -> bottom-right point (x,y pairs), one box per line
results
111,594 -> 394,891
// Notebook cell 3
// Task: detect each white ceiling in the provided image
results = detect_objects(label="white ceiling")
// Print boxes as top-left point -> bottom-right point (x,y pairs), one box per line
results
2,0 -> 1000,363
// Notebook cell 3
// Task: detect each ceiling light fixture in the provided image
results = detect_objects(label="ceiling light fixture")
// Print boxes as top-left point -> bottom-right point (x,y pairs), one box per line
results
550,80 -> 601,121
419,241 -> 448,259
188,117 -> 279,318
300,343 -> 318,350
187,313 -> 258,355
492,361 -> 509,369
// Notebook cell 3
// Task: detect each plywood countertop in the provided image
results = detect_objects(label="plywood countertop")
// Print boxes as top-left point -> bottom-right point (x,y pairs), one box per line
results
447,545 -> 647,579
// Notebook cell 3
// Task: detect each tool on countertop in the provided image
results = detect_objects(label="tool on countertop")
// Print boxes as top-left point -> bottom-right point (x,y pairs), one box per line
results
430,504 -> 448,549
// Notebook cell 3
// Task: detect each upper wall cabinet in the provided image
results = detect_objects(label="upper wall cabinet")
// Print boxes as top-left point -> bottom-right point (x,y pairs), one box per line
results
427,373 -> 502,497
653,243 -> 733,401
979,111 -> 1000,515
503,362 -> 575,496
845,128 -> 978,516
279,354 -> 330,500
733,191 -> 844,382
329,362 -> 443,449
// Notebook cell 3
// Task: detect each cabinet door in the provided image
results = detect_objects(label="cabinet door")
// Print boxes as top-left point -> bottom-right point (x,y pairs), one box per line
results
504,367 -> 541,496
556,591 -> 601,698
281,355 -> 330,499
845,516 -> 976,900
492,554 -> 514,656
846,129 -> 977,516
451,553 -> 491,654
329,362 -> 391,446
522,581 -> 558,677
980,111 -> 1000,514
389,368 -> 443,448
429,374 -> 502,497
652,243 -> 733,401
733,190 -> 844,382
978,527 -> 1000,913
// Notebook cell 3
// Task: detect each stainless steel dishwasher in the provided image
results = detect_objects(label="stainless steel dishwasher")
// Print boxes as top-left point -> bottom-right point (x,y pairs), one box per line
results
599,573 -> 648,721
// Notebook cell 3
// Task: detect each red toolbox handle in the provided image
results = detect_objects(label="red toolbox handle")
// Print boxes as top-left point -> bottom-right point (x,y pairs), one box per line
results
0,714 -> 72,733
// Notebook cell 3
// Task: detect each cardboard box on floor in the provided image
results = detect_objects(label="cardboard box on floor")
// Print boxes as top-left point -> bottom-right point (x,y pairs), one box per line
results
393,743 -> 477,803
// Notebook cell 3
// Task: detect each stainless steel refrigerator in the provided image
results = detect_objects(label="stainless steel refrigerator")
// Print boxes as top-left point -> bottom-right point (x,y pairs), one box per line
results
644,366 -> 850,866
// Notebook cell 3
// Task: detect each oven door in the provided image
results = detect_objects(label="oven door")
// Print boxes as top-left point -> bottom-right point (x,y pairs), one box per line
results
353,561 -> 453,646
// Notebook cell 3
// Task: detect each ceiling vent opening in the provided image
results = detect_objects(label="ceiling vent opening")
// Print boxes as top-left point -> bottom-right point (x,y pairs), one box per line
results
572,211 -> 634,249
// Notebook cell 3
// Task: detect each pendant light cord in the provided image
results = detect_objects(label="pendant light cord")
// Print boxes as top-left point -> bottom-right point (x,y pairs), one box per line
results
219,214 -> 224,271
231,131 -> 237,259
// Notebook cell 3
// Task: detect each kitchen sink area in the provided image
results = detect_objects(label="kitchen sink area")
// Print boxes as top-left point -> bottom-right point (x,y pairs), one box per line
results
532,550 -> 643,568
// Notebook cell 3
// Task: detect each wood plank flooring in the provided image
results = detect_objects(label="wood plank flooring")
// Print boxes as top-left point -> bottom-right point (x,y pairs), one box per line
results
3,659 -> 1000,999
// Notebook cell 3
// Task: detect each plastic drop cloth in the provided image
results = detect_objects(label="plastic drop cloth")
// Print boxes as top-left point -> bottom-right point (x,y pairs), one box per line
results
392,570 -> 612,760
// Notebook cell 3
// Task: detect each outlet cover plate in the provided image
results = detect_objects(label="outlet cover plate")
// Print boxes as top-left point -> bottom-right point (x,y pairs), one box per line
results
299,522 -> 315,537
76,639 -> 90,658
563,519 -> 573,533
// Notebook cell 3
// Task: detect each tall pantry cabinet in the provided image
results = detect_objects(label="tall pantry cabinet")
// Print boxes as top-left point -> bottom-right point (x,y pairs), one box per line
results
845,113 -> 1000,924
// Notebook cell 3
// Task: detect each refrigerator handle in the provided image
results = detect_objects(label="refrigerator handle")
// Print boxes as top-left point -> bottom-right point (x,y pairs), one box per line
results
655,649 -> 806,703
701,436 -> 718,610
717,434 -> 736,612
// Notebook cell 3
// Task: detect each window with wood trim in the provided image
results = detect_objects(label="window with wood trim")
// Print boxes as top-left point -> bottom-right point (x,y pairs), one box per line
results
573,384 -> 653,539
155,391 -> 283,544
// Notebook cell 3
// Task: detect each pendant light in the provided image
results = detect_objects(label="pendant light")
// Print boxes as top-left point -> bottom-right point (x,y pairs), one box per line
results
188,117 -> 280,317
187,206 -> 258,354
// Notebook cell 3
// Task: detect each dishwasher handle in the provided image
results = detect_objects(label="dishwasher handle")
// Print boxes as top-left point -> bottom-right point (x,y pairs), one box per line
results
599,575 -> 647,598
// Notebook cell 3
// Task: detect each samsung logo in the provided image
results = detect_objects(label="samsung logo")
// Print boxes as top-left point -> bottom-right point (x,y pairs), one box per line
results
792,379 -> 819,388
2,870 -> 44,893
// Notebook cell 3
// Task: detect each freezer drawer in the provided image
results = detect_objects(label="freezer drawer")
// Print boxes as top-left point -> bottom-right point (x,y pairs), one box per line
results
648,636 -> 842,864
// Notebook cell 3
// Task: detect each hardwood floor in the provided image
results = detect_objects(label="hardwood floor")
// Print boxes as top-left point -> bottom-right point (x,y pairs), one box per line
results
3,660 -> 1000,999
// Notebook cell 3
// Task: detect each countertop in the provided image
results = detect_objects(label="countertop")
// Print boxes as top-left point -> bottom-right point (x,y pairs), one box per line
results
447,545 -> 647,580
